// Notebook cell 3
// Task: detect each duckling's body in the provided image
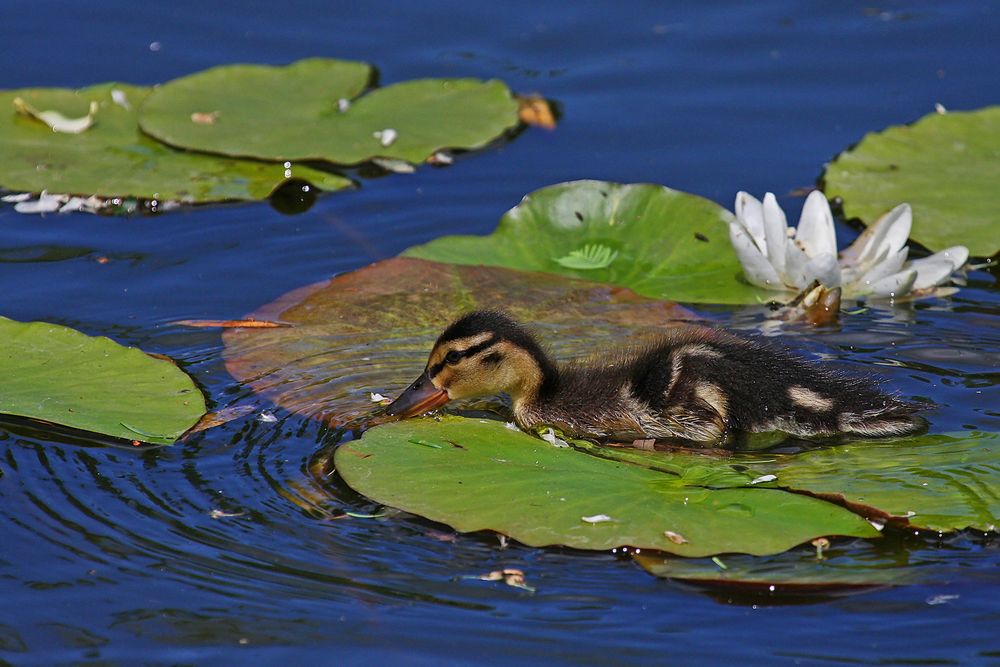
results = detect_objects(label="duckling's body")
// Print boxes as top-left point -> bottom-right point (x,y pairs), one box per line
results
387,310 -> 925,446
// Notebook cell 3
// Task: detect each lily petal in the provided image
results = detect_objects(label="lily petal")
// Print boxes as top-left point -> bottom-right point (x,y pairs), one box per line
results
735,191 -> 767,254
803,252 -> 842,289
847,247 -> 909,295
922,245 -> 969,271
867,269 -> 918,298
784,240 -> 812,289
795,191 -> 837,259
900,245 -> 968,290
762,193 -> 788,275
906,261 -> 959,292
843,203 -> 912,271
729,222 -> 782,289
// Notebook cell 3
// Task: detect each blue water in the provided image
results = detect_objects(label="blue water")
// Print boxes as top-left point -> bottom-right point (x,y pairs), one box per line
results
2,2 -> 999,664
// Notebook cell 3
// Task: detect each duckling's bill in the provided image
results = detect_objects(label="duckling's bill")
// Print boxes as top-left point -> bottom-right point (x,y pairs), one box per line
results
386,370 -> 450,418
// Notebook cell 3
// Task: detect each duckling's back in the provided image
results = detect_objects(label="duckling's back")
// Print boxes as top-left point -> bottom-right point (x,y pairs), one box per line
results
536,326 -> 925,445
654,328 -> 925,442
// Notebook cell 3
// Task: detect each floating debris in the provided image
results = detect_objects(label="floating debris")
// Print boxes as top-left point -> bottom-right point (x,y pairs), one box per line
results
517,94 -> 557,130
469,568 -> 536,592
172,318 -> 289,329
209,509 -> 245,519
4,191 -> 175,216
663,530 -> 689,545
111,89 -> 131,110
190,111 -> 220,125
337,98 -> 351,113
13,97 -> 98,134
370,392 -> 389,403
425,529 -> 457,542
749,474 -> 777,485
428,151 -> 453,165
581,514 -> 614,524
540,427 -> 570,448
926,594 -> 959,606
14,191 -> 63,213
373,128 -> 397,147
408,438 -> 443,449
371,157 -> 415,173
811,536 -> 830,560
257,410 -> 278,423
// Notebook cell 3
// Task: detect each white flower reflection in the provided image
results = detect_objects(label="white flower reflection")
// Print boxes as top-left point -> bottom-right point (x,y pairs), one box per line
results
729,191 -> 968,299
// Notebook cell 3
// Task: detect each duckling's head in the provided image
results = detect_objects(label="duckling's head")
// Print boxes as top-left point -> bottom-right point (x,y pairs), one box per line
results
386,310 -> 554,418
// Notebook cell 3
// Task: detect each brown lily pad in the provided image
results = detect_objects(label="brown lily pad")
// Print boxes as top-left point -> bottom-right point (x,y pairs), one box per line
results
223,257 -> 692,427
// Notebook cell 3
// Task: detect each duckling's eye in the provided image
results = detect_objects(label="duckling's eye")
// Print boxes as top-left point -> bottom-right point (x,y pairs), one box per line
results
445,350 -> 462,365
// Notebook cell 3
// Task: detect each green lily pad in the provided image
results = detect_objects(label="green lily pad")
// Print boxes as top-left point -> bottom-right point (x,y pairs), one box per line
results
0,316 -> 206,444
823,106 -> 1000,257
334,417 -> 879,556
138,58 -> 520,165
763,432 -> 1000,533
0,83 -> 350,205
403,180 -> 773,305
222,256 -> 692,426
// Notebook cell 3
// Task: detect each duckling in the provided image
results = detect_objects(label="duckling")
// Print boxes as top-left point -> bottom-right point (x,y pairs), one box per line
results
386,310 -> 925,446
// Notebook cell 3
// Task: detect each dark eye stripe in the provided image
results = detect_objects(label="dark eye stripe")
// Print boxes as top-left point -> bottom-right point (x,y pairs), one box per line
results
427,336 -> 499,378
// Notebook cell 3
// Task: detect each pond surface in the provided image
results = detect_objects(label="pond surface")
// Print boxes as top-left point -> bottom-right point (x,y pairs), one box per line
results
2,1 -> 999,664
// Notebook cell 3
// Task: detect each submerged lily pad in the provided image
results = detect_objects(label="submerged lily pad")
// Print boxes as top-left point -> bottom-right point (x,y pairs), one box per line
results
334,417 -> 878,556
0,317 -> 206,444
0,83 -> 349,204
590,431 -> 1000,534
403,180 -> 772,304
823,106 -> 1000,257
763,432 -> 1000,533
138,58 -> 520,165
633,545 -> 921,594
222,256 -> 691,425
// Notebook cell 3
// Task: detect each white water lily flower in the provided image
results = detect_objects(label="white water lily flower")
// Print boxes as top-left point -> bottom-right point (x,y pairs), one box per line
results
730,191 -> 969,298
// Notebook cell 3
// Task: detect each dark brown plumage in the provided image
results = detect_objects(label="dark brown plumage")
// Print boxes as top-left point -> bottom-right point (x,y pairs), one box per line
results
387,310 -> 926,446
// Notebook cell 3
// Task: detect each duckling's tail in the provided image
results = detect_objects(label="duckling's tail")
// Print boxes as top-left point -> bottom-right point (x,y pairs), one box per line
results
836,400 -> 928,438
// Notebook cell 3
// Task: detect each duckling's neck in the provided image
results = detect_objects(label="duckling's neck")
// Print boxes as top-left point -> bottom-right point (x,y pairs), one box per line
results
506,343 -> 559,412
